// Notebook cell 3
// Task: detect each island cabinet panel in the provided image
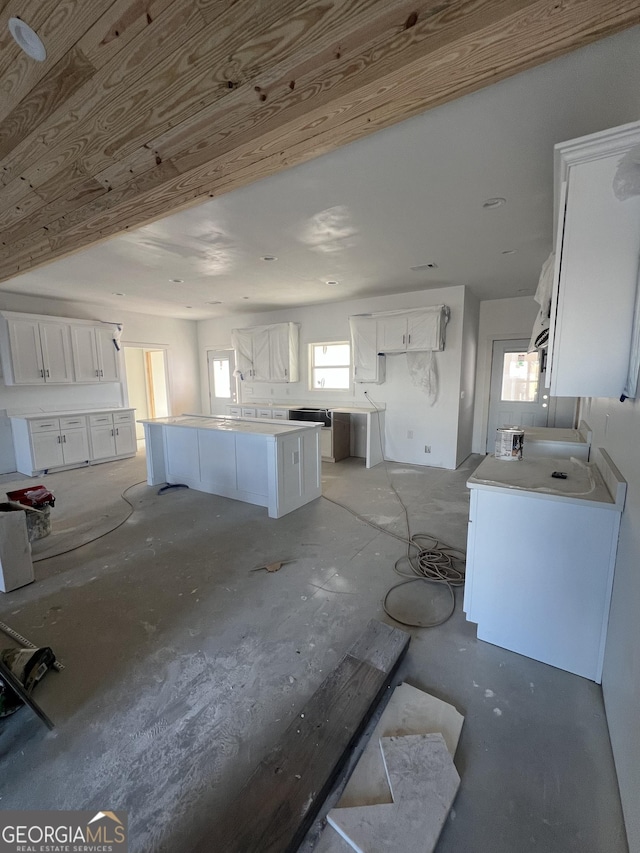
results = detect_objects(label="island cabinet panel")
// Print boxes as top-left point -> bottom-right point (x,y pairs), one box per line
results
165,427 -> 200,483
199,430 -> 237,492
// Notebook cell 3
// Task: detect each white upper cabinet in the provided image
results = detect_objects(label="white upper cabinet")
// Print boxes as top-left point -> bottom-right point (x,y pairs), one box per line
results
548,121 -> 640,398
1,316 -> 73,385
231,322 -> 299,382
70,324 -> 120,382
0,312 -> 122,386
376,307 -> 448,354
350,316 -> 385,384
39,322 -> 74,382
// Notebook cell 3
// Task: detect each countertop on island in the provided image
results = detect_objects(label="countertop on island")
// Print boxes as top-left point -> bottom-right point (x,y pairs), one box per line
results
138,415 -> 321,437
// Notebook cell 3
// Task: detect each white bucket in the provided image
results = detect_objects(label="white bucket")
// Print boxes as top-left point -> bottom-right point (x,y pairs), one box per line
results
495,427 -> 524,460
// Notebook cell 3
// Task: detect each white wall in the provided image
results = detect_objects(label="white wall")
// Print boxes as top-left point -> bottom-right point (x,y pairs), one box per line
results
582,395 -> 640,852
0,292 -> 201,419
197,286 -> 471,469
457,289 -> 480,466
124,348 -> 149,439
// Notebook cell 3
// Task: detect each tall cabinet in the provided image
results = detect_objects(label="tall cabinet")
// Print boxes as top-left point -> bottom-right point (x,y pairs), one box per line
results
547,121 -> 640,398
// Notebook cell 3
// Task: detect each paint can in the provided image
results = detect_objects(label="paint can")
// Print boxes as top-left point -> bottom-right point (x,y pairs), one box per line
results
495,427 -> 524,461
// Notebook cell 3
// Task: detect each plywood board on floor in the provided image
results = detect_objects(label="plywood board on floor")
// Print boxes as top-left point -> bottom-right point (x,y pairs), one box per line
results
204,620 -> 410,853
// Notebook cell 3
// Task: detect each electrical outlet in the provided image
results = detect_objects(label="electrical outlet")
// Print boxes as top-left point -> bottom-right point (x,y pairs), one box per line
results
407,430 -> 413,439
424,445 -> 431,453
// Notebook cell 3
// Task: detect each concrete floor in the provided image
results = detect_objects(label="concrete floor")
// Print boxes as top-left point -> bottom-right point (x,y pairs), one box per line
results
0,451 -> 627,853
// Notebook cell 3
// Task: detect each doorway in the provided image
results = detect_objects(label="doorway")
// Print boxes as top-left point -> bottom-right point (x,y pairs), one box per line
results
207,350 -> 237,416
486,339 -> 549,452
124,347 -> 170,440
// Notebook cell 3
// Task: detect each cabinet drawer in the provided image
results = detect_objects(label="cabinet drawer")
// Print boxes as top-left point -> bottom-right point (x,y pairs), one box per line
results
272,409 -> 289,420
228,406 -> 241,417
256,408 -> 273,419
241,407 -> 256,418
29,419 -> 60,433
60,415 -> 86,428
113,411 -> 134,424
89,413 -> 113,426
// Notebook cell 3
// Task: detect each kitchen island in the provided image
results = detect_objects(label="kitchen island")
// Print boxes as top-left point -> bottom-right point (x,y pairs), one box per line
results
464,449 -> 626,681
140,415 -> 322,518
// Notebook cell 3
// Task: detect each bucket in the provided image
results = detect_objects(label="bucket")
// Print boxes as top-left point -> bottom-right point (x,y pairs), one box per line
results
0,502 -> 51,542
495,427 -> 524,461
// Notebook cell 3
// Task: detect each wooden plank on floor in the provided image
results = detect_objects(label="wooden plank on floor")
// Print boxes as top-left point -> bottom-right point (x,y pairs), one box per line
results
203,619 -> 410,853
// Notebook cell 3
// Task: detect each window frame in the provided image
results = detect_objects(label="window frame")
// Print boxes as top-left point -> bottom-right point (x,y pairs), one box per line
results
308,340 -> 352,392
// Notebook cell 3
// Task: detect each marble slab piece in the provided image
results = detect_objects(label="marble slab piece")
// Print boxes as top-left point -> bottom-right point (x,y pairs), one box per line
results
328,734 -> 460,853
338,682 -> 463,808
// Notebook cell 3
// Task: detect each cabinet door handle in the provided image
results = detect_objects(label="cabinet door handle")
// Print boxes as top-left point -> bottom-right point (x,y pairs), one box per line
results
116,428 -> 119,435
111,429 -> 114,436
57,435 -> 61,443
40,369 -> 44,378
62,434 -> 66,443
284,368 -> 287,377
95,369 -> 99,377
100,369 -> 103,377
402,334 -> 405,345
45,369 -> 50,378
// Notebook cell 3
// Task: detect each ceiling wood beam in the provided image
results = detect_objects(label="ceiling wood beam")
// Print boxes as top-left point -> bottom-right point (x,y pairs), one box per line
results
0,0 -> 639,281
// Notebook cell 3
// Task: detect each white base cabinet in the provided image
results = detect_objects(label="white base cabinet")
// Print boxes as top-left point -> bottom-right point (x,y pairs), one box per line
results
10,409 -> 136,476
464,452 -> 626,682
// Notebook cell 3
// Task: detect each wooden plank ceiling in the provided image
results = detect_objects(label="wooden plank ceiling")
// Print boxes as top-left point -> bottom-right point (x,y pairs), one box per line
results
0,0 -> 639,283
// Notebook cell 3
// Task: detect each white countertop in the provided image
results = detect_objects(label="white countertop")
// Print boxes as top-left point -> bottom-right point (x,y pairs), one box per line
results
139,415 -> 321,437
10,408 -> 134,420
236,401 -> 383,413
524,426 -> 587,444
467,453 -> 622,509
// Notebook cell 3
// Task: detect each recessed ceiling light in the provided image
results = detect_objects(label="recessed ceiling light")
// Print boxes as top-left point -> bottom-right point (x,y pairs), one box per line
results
185,305 -> 193,309
326,280 -> 339,286
112,292 -> 126,296
8,18 -> 46,61
243,296 -> 250,299
170,278 -> 184,283
483,197 -> 506,209
517,288 -> 528,294
410,263 -> 438,272
261,255 -> 277,261
502,250 -> 516,255
206,300 -> 222,305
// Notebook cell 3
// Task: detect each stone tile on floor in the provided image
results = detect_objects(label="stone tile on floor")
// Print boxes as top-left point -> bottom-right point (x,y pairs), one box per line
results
337,682 -> 464,808
327,734 -> 460,853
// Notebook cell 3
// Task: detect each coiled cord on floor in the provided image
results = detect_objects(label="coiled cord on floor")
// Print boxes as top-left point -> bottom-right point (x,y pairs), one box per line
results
324,391 -> 466,628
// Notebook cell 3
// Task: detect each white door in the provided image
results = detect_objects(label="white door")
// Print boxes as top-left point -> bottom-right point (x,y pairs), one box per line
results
62,428 -> 90,464
8,319 -> 45,384
32,431 -> 64,469
486,339 -> 548,453
208,350 -> 237,416
95,326 -> 120,381
114,422 -> 136,455
70,326 -> 99,382
39,322 -> 73,383
91,425 -> 116,460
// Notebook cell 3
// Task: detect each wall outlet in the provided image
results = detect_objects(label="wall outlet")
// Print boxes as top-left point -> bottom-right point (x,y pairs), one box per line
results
424,445 -> 431,453
407,430 -> 413,439
245,386 -> 254,396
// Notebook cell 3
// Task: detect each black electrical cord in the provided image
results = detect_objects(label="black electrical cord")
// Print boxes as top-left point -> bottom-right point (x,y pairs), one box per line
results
33,480 -> 147,563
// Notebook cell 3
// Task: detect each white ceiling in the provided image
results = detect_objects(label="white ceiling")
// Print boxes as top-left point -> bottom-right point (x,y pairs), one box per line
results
3,26 -> 640,321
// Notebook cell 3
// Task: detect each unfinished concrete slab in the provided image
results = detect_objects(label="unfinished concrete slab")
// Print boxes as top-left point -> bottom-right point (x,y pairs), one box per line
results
338,681 -> 464,808
328,733 -> 460,853
0,454 -> 628,853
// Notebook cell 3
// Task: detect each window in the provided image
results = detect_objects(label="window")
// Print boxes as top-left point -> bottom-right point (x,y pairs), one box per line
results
309,342 -> 351,390
500,351 -> 540,402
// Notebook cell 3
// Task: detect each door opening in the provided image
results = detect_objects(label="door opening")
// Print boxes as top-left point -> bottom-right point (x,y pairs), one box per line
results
124,347 -> 170,440
208,350 -> 237,416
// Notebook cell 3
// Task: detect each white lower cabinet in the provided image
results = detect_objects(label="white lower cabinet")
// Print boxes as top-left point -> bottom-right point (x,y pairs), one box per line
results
10,409 -> 136,476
